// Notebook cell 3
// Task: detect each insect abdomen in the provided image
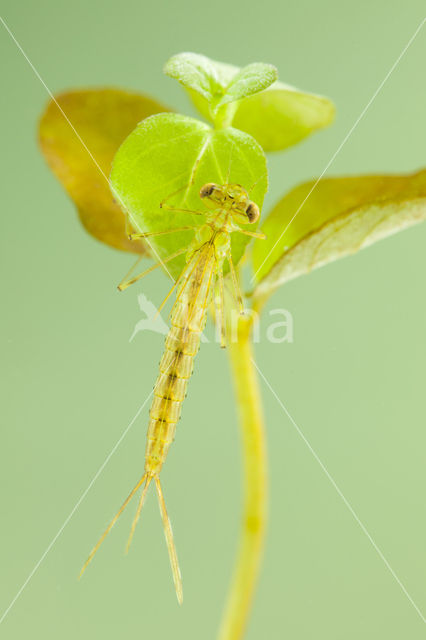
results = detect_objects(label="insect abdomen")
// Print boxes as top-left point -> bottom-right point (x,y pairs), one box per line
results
145,247 -> 215,475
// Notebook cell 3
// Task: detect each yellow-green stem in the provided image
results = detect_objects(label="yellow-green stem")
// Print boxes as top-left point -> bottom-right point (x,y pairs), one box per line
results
218,315 -> 267,640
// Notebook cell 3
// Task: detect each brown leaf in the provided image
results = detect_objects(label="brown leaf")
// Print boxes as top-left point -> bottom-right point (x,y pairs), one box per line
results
39,88 -> 171,253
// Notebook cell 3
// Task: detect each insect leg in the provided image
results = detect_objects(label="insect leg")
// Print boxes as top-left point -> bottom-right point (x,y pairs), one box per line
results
155,279 -> 180,318
117,254 -> 144,291
159,182 -> 193,209
117,247 -> 187,292
79,474 -> 147,578
170,249 -> 205,322
237,229 -> 266,240
155,476 -> 183,605
216,270 -> 226,348
129,226 -> 197,241
227,250 -> 244,315
185,246 -> 215,329
125,214 -> 134,238
125,215 -> 196,241
160,204 -> 206,217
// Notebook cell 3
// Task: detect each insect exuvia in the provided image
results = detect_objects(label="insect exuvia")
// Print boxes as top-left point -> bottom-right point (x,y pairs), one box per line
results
80,182 -> 264,602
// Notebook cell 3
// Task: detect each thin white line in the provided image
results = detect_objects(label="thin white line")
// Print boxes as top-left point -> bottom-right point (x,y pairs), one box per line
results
0,15 -> 175,282
252,357 -> 426,624
0,391 -> 153,626
252,16 -> 426,283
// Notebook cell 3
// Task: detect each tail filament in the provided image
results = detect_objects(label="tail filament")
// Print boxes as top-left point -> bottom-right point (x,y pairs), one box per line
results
80,474 -> 183,604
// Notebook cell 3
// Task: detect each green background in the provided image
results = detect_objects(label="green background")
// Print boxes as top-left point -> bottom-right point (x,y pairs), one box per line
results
1,1 -> 425,639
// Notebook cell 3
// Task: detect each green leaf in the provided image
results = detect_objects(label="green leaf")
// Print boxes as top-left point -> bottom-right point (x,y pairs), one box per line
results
38,88 -> 170,253
164,52 -> 277,123
231,81 -> 335,151
215,63 -> 278,109
164,52 -> 226,104
166,53 -> 333,147
110,113 -> 268,280
252,170 -> 426,301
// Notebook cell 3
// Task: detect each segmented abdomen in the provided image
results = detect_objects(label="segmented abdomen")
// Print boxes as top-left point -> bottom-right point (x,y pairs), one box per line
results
145,244 -> 216,475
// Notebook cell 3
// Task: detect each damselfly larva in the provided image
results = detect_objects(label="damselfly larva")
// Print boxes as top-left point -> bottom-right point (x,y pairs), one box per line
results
80,183 -> 265,602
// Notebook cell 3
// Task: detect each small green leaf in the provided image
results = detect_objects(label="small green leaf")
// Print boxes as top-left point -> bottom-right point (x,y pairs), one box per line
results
231,81 -> 335,151
215,63 -> 278,109
166,53 -> 333,149
164,52 -> 277,123
164,52 -> 226,104
110,113 -> 268,279
39,88 -> 170,253
252,170 -> 426,301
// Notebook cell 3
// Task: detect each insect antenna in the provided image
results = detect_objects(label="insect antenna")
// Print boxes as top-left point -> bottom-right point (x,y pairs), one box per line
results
247,170 -> 268,195
159,149 -> 206,210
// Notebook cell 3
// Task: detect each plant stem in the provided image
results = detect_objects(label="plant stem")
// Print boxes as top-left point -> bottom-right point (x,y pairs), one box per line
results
218,314 -> 267,640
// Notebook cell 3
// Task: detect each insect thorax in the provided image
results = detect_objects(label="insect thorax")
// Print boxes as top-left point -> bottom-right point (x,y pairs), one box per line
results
187,219 -> 231,267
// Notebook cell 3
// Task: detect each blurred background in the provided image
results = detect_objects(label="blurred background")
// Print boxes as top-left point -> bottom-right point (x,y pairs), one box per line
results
1,1 -> 425,638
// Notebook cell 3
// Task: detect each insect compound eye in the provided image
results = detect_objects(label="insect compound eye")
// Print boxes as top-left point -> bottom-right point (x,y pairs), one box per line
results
246,202 -> 260,223
200,183 -> 217,199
